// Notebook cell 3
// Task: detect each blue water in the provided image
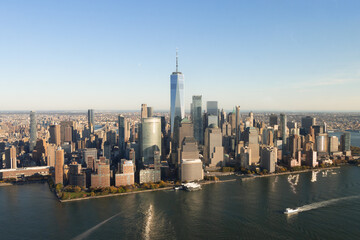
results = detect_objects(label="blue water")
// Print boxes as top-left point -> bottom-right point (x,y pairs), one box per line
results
329,131 -> 360,147
0,166 -> 360,239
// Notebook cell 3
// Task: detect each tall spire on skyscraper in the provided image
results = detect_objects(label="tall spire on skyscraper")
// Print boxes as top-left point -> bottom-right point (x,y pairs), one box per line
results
170,48 -> 185,134
176,48 -> 178,72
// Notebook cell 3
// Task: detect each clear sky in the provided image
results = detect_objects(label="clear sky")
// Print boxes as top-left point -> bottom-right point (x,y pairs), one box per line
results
1,0 -> 359,112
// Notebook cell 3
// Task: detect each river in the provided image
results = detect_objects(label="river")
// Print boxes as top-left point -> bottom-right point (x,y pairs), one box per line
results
0,166 -> 360,239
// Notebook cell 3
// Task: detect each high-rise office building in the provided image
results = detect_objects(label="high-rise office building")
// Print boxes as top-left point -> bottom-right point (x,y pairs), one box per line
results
204,124 -> 224,168
88,109 -> 94,132
260,147 -> 277,173
249,112 -> 254,127
316,133 -> 328,153
235,106 -> 241,144
341,132 -> 351,152
170,51 -> 185,134
141,104 -> 148,119
83,148 -> 97,167
269,114 -> 278,127
47,144 -> 57,167
180,137 -> 203,182
220,109 -> 226,127
244,127 -> 260,165
55,148 -> 64,185
118,115 -> 126,156
5,146 -> 17,169
280,113 -> 287,146
191,95 -> 203,145
147,107 -> 153,118
329,136 -> 339,153
29,111 -> 37,151
141,117 -> 161,165
49,124 -> 61,146
60,121 -> 75,144
301,116 -> 316,135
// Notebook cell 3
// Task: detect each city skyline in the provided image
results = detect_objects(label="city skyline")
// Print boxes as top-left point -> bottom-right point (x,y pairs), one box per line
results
1,1 -> 360,111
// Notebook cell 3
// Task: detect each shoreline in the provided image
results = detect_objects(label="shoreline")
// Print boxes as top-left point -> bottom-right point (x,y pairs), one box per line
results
240,166 -> 341,181
59,179 -> 237,203
0,183 -> 13,187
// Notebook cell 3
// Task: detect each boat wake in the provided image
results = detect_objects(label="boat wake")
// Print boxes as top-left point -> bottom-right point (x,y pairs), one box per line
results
293,195 -> 360,214
287,174 -> 299,194
72,212 -> 122,240
144,204 -> 153,240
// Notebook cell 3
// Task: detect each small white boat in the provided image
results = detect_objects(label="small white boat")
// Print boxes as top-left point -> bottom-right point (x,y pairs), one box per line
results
284,208 -> 299,214
173,186 -> 183,190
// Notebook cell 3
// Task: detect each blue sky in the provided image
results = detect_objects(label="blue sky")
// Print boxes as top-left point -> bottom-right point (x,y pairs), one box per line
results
0,0 -> 359,111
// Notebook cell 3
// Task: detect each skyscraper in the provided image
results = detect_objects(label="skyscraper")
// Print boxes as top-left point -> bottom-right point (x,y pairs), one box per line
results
49,124 -> 61,146
235,106 -> 240,144
269,114 -> 278,127
141,104 -> 148,119
204,124 -> 224,168
118,115 -> 126,157
5,146 -> 17,169
60,121 -> 74,144
141,117 -> 162,165
88,109 -> 94,132
147,107 -> 153,117
55,147 -> 64,185
280,113 -> 287,146
341,132 -> 351,152
170,51 -> 185,134
29,111 -> 37,151
191,95 -> 203,144
301,116 -> 316,135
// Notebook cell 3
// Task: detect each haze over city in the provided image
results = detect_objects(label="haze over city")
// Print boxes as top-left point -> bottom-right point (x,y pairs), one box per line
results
1,0 -> 360,111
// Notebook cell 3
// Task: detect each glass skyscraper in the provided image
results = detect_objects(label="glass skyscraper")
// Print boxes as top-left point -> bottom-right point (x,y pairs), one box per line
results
141,117 -> 161,165
280,113 -> 287,147
29,111 -> 37,151
118,115 -> 125,157
191,95 -> 203,144
88,109 -> 94,132
170,53 -> 185,134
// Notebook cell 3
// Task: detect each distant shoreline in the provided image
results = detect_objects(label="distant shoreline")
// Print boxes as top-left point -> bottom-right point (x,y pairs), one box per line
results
240,166 -> 341,181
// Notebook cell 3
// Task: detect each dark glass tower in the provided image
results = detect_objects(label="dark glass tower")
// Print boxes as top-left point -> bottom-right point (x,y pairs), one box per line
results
29,111 -> 37,151
88,109 -> 94,132
191,95 -> 203,144
118,115 -> 125,157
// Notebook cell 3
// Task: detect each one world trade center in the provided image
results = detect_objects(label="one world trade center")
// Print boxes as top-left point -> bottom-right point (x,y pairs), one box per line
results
170,51 -> 185,134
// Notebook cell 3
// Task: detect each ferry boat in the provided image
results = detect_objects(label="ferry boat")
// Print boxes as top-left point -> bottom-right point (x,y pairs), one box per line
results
284,208 -> 299,215
182,182 -> 202,191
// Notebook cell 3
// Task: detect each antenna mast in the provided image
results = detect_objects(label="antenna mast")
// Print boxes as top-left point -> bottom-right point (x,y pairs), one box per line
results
176,48 -> 178,72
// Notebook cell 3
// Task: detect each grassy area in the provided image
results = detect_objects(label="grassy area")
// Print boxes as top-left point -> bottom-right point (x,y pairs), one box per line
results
54,181 -> 172,200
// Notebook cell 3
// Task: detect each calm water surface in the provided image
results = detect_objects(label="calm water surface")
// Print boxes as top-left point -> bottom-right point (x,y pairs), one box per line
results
329,131 -> 360,147
1,166 -> 360,239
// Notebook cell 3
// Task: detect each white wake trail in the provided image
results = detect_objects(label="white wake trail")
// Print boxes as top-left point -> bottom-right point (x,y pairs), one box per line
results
297,195 -> 360,213
144,204 -> 153,240
72,212 -> 122,240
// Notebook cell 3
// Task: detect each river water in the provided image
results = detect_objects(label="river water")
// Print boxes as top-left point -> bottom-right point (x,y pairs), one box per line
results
0,166 -> 360,239
329,131 -> 360,147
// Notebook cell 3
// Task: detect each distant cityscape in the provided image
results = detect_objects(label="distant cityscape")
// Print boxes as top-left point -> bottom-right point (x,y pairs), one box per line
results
0,56 -> 359,200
